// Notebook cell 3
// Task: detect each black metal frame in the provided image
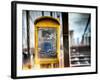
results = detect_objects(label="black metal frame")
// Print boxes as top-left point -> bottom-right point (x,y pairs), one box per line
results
11,1 -> 98,79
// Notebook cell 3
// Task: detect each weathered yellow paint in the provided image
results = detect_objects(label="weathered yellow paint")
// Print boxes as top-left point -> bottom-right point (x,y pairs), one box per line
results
35,21 -> 59,27
34,16 -> 62,68
38,58 -> 59,63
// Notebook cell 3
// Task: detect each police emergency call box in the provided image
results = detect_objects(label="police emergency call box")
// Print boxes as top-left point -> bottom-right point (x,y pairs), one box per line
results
34,16 -> 61,68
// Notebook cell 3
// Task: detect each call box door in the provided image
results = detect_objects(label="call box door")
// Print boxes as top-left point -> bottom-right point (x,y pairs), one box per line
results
38,28 -> 57,58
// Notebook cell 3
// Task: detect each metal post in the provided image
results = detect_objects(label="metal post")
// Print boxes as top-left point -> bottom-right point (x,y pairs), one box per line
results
26,11 -> 31,64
